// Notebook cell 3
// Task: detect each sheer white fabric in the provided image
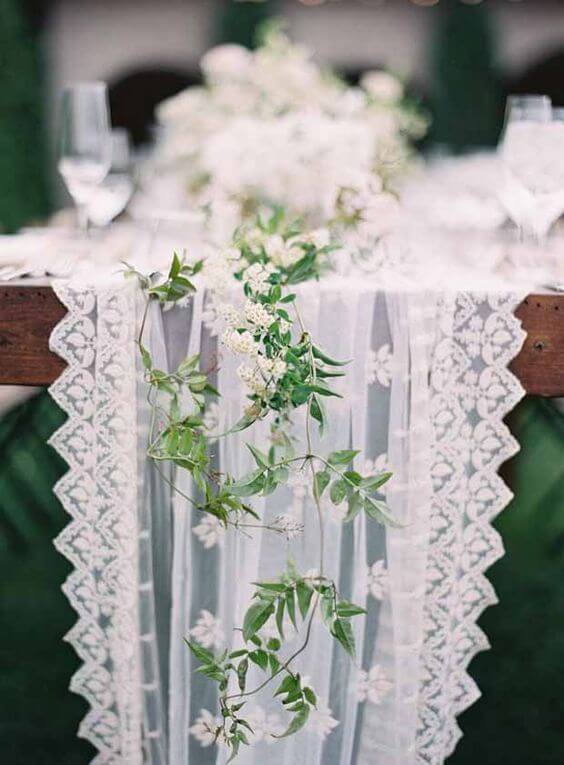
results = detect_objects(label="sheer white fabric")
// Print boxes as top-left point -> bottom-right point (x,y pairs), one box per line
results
48,275 -> 526,764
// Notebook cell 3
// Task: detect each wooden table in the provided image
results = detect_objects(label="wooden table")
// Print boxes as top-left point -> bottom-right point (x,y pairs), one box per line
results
0,284 -> 563,396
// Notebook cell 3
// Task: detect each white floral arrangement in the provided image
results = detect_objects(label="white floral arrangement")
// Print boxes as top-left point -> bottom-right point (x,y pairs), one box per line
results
150,22 -> 426,235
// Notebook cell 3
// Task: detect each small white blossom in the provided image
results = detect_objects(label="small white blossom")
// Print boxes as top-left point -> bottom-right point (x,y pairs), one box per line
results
265,234 -> 303,268
367,559 -> 388,600
361,71 -> 403,103
217,302 -> 242,327
309,699 -> 339,739
203,401 -> 221,440
222,328 -> 260,357
201,44 -> 253,85
356,664 -> 393,705
273,513 -> 305,540
245,706 -> 285,743
301,228 -> 331,249
257,355 -> 287,380
237,363 -> 266,395
244,262 -> 276,294
244,299 -> 274,329
367,344 -> 393,387
189,610 -> 224,649
193,514 -> 225,549
189,709 -> 224,747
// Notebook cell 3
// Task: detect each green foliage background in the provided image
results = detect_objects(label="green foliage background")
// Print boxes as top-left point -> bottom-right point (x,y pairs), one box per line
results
0,1 -> 563,763
0,0 -> 50,232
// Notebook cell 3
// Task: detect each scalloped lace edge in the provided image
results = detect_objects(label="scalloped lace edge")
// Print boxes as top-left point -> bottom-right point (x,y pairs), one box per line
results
48,281 -> 142,764
416,292 -> 527,764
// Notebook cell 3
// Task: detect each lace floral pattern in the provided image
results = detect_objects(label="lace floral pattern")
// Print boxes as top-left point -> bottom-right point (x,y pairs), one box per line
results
417,291 -> 526,763
49,281 -> 142,764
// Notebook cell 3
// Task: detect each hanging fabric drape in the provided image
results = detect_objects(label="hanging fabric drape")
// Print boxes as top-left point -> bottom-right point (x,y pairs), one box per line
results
49,272 -> 526,765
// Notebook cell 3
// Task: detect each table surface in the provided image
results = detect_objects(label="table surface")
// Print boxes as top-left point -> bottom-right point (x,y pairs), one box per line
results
0,283 -> 563,397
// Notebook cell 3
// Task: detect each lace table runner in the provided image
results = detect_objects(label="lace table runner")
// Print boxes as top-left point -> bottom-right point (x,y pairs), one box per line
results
48,279 -> 526,765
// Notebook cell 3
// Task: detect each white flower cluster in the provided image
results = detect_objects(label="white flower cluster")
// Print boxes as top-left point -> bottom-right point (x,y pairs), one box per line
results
149,28 -> 424,231
273,513 -> 305,540
222,329 -> 260,357
356,664 -> 393,705
244,299 -> 273,330
189,609 -> 225,649
243,261 -> 276,294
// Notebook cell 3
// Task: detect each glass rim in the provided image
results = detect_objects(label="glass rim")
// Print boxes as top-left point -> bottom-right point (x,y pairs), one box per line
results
62,80 -> 108,93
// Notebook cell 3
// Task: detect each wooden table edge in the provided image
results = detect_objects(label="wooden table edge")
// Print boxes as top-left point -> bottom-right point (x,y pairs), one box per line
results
0,284 -> 563,396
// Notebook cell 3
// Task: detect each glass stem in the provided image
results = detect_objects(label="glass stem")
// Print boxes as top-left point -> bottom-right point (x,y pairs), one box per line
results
77,204 -> 90,234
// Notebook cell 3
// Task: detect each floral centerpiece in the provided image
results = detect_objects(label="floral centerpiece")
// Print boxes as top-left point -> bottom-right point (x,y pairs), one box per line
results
148,23 -> 426,242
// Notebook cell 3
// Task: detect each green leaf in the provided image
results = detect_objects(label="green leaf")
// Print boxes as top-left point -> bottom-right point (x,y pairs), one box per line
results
254,582 -> 287,593
249,649 -> 269,671
169,252 -> 182,279
277,705 -> 310,738
177,353 -> 199,376
296,580 -> 314,619
280,293 -> 296,303
285,588 -> 297,630
312,345 -> 349,367
282,689 -> 303,705
361,472 -> 393,490
266,637 -> 281,651
229,649 -> 248,659
320,591 -> 334,623
303,686 -> 317,706
343,471 -> 362,486
313,470 -> 330,501
331,617 -> 356,657
330,478 -> 347,505
237,658 -> 249,691
184,639 -> 215,665
242,600 -> 275,642
196,664 -> 225,682
230,472 -> 265,498
328,450 -> 360,466
291,386 -> 311,406
269,652 -> 280,675
275,674 -> 297,697
275,597 -> 285,639
247,444 -> 269,468
227,412 -> 259,436
310,394 -> 325,433
336,600 -> 367,617
139,344 -> 152,370
345,491 -> 363,523
364,497 -> 402,527
306,384 -> 342,399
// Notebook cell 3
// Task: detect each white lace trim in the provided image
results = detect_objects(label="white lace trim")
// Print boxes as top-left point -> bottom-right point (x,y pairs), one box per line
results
49,281 -> 142,764
417,291 -> 527,763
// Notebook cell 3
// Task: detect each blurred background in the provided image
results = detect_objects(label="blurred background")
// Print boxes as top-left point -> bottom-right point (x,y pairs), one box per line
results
0,1 -> 563,763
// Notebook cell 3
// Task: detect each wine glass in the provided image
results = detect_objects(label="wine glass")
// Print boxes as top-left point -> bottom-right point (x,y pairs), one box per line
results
87,128 -> 134,228
58,82 -> 112,232
499,94 -> 563,242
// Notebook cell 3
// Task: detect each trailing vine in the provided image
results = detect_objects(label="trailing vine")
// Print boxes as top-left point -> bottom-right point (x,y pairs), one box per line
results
125,208 -> 397,761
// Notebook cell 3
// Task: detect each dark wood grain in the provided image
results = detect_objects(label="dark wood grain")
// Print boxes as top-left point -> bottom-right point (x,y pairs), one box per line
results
0,285 -> 67,386
0,286 -> 563,395
510,294 -> 564,397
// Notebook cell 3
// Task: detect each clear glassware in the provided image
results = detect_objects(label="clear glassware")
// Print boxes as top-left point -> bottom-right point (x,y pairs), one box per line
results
499,94 -> 564,242
57,82 -> 112,231
87,128 -> 134,228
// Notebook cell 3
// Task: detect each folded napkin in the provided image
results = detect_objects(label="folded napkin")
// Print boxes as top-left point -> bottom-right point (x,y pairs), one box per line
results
0,230 -> 82,280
